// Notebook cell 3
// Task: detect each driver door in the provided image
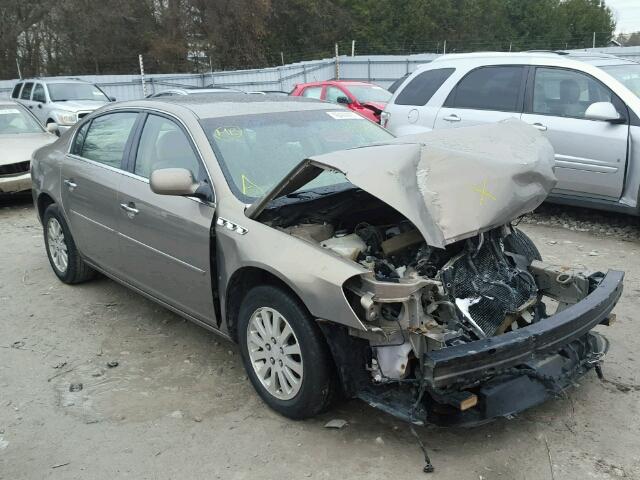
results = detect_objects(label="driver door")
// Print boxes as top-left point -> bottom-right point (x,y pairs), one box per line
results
117,113 -> 217,324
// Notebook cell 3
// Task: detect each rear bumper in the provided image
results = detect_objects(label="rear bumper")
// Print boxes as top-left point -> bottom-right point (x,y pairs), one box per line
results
423,270 -> 624,389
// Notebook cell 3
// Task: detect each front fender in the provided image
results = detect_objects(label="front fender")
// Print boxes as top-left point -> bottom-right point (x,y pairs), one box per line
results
216,216 -> 368,332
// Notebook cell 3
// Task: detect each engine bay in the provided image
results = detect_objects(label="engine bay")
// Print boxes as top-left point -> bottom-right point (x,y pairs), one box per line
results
262,188 -> 599,385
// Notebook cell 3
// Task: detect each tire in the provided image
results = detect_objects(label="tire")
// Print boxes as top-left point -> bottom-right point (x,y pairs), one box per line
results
238,285 -> 336,419
43,204 -> 95,284
504,228 -> 542,263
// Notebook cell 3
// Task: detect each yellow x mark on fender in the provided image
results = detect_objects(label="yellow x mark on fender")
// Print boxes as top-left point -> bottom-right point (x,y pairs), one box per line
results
472,180 -> 497,205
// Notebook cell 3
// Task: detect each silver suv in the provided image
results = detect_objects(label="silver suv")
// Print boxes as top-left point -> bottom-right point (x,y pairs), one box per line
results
11,78 -> 113,133
382,51 -> 640,215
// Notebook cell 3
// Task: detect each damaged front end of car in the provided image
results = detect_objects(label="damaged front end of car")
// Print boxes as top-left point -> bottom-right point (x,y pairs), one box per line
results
247,121 -> 624,426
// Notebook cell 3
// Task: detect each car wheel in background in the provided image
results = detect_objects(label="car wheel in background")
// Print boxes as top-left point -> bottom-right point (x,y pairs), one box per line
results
504,227 -> 542,262
43,204 -> 95,284
238,285 -> 337,419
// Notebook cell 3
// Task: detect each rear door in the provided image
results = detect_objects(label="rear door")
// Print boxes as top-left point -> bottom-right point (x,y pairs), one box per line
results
18,82 -> 35,111
386,67 -> 456,134
31,83 -> 47,124
521,67 -> 629,199
117,113 -> 217,324
434,65 -> 527,129
60,111 -> 139,273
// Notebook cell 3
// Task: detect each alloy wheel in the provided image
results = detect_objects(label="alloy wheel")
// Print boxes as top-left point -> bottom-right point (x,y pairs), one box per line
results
246,307 -> 303,400
47,217 -> 68,273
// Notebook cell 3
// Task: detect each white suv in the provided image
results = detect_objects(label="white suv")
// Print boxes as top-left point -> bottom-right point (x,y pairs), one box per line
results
11,78 -> 113,133
382,52 -> 640,215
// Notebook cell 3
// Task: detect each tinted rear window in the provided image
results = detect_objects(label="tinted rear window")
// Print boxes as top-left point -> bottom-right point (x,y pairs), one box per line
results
11,83 -> 22,98
444,66 -> 526,112
20,82 -> 33,100
394,68 -> 455,106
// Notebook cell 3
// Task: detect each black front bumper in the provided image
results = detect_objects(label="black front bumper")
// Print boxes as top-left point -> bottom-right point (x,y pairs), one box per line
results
423,270 -> 624,389
356,270 -> 623,426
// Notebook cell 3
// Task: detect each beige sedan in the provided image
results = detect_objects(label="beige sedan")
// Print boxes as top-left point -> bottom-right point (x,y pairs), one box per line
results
0,100 -> 56,194
30,94 -> 623,427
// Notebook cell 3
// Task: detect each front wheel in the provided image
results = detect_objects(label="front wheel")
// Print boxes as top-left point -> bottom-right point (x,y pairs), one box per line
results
237,285 -> 336,419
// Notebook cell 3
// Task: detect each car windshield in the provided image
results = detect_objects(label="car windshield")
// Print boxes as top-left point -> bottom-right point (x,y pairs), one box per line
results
348,85 -> 392,103
201,109 -> 394,201
48,83 -> 109,102
0,105 -> 43,134
601,64 -> 640,98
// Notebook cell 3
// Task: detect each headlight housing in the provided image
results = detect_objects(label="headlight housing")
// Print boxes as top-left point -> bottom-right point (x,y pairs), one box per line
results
53,111 -> 78,125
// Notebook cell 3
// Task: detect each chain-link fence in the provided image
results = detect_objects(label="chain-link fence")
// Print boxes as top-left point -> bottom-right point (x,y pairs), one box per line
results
1,46 -> 639,101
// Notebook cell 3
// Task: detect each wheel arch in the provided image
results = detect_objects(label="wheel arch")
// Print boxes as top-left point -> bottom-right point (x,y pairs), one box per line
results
36,192 -> 56,223
224,266 -> 308,343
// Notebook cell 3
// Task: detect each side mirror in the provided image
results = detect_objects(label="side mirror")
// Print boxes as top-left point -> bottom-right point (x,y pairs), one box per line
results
109,96 -> 117,102
46,122 -> 59,134
150,168 -> 199,196
336,96 -> 351,105
584,102 -> 622,122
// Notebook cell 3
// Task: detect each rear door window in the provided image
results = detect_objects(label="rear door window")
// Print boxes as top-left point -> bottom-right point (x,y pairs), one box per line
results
444,66 -> 526,112
32,83 -> 46,103
325,86 -> 346,103
302,87 -> 322,99
80,112 -> 138,168
395,68 -> 455,106
20,82 -> 34,100
11,83 -> 22,98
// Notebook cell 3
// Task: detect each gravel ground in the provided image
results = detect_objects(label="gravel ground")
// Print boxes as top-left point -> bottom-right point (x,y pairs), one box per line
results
522,203 -> 640,242
1,197 -> 639,480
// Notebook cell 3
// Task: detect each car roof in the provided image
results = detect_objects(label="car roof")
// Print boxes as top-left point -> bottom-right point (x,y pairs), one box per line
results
297,80 -> 378,87
115,93 -> 337,118
182,88 -> 243,93
427,50 -> 637,68
18,78 -> 94,85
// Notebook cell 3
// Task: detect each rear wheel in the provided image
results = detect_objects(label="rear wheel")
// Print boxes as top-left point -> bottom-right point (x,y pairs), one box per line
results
238,285 -> 336,419
43,204 -> 95,284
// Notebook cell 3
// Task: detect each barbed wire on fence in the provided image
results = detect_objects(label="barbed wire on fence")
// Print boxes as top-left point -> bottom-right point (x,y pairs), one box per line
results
1,29 -> 625,81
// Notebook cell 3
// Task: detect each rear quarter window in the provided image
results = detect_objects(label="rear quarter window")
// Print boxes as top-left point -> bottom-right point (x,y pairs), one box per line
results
394,68 -> 455,106
11,83 -> 22,99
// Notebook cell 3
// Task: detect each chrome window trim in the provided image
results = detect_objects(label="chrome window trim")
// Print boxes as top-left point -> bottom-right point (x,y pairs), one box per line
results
66,106 -> 217,207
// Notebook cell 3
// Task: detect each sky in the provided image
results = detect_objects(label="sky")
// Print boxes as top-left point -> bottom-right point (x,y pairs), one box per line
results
606,0 -> 640,34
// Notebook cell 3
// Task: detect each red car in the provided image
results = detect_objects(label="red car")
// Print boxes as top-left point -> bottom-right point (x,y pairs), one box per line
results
290,80 -> 392,123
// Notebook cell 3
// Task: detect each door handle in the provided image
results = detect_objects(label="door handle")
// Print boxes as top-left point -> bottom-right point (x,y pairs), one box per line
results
443,114 -> 461,122
63,179 -> 77,191
531,122 -> 547,131
28,105 -> 33,109
120,202 -> 139,218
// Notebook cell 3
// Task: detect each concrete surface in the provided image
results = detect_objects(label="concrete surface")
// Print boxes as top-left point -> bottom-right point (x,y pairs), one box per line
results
1,196 -> 639,480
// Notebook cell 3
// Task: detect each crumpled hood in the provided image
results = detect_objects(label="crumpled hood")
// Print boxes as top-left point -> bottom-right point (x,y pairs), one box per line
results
0,133 -> 57,166
246,120 -> 556,249
52,100 -> 107,112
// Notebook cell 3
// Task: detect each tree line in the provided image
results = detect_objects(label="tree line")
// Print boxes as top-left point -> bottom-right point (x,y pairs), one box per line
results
0,0 -> 616,80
